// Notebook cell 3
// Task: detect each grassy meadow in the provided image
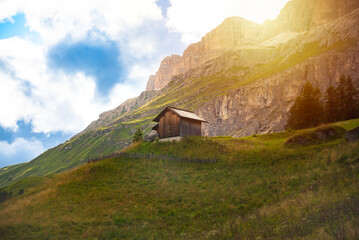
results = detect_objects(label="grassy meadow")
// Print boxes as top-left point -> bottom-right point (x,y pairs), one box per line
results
0,120 -> 358,239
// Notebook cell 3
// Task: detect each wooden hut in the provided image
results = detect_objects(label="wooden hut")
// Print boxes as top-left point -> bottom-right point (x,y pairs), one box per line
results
152,107 -> 208,140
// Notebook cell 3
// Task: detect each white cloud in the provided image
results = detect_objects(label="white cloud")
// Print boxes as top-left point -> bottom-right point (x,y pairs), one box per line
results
0,0 -> 163,46
0,72 -> 31,130
0,0 -> 169,135
0,37 -> 115,134
0,138 -> 45,167
0,36 -> 147,134
166,0 -> 290,44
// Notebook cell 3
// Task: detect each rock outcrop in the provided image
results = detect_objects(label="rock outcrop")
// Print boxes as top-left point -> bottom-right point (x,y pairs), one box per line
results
262,0 -> 359,40
146,55 -> 186,90
146,17 -> 262,91
198,47 -> 359,137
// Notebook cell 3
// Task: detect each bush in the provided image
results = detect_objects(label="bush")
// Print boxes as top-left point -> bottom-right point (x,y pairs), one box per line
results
17,188 -> 24,196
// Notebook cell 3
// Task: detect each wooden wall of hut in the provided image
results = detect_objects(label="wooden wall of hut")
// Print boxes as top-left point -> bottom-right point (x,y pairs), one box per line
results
158,111 -> 180,138
180,118 -> 201,137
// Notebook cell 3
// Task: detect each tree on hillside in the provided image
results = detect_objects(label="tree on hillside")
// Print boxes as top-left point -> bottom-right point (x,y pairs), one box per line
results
132,127 -> 144,142
336,75 -> 358,120
287,81 -> 324,130
324,85 -> 339,123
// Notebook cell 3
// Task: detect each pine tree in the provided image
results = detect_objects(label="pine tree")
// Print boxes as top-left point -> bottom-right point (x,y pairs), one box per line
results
343,75 -> 358,119
324,85 -> 339,123
336,75 -> 347,120
336,75 -> 358,120
287,81 -> 324,130
132,127 -> 144,142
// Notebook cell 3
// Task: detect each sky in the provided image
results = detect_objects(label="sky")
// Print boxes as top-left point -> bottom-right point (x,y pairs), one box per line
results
0,0 -> 290,167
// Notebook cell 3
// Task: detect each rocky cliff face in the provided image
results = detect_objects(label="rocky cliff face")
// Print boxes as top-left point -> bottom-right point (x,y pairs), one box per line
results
146,55 -> 186,91
262,0 -> 359,40
146,0 -> 359,91
146,17 -> 262,91
195,7 -> 359,137
198,47 -> 359,137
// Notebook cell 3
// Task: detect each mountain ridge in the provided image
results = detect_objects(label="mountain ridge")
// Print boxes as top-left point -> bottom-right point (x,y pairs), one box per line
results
146,0 -> 359,91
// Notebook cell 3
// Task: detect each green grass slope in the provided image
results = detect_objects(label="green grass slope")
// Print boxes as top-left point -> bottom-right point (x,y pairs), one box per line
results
0,122 -> 149,188
0,120 -> 358,239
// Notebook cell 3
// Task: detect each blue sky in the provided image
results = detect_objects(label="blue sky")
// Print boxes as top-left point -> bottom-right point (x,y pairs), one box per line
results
0,14 -> 31,39
47,39 -> 124,95
0,0 -> 289,167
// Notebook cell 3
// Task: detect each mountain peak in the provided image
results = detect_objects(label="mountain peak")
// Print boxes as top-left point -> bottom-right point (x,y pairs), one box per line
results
200,16 -> 262,50
146,16 -> 262,91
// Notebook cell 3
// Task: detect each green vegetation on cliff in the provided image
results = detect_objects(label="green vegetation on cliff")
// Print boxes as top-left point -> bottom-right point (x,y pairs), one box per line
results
0,119 -> 358,239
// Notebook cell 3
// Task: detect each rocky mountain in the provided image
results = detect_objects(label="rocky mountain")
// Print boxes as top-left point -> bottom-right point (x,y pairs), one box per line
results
262,0 -> 359,39
147,0 -> 359,91
146,17 -> 263,91
1,0 -> 359,187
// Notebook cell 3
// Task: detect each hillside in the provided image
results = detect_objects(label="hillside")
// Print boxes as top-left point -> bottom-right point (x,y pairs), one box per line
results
0,120 -> 359,239
1,0 -> 359,187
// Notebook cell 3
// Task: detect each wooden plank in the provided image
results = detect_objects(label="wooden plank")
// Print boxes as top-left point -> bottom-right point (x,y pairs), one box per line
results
180,118 -> 202,137
159,115 -> 165,138
159,110 -> 181,138
189,120 -> 201,136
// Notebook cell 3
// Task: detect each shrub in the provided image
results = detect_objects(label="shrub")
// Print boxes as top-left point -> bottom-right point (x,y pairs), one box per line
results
17,188 -> 24,196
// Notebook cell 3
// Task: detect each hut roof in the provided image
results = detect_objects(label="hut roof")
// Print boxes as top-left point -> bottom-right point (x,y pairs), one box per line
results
153,107 -> 208,123
151,123 -> 159,130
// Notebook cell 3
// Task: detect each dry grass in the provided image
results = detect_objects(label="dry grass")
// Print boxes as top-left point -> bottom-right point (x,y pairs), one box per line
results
0,128 -> 358,239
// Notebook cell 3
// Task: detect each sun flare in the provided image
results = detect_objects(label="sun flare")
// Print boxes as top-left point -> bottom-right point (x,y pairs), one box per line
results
167,0 -> 291,44
237,0 -> 291,24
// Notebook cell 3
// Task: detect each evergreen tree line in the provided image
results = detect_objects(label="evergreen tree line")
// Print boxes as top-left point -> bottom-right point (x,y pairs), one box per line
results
287,75 -> 359,130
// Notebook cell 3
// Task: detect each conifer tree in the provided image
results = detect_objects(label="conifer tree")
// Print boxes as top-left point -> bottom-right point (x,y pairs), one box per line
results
132,127 -> 144,142
324,85 -> 339,122
337,75 -> 358,120
287,81 -> 324,130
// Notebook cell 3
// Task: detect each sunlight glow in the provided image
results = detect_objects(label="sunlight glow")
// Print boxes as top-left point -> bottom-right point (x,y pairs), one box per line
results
232,0 -> 290,24
167,0 -> 291,44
